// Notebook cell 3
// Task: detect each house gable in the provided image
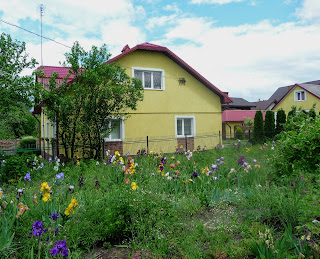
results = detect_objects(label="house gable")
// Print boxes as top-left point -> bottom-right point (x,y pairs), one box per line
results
115,50 -> 223,114
272,84 -> 320,113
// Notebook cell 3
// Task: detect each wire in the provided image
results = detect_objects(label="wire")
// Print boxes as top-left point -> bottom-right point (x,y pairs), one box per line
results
0,18 -> 72,49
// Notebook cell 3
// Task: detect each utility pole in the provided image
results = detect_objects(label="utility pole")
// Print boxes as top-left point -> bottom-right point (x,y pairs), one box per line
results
40,4 -> 44,67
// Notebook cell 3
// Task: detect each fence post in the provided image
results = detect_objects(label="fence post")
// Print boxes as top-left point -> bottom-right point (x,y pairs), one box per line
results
248,130 -> 251,141
146,136 -> 149,154
185,135 -> 188,151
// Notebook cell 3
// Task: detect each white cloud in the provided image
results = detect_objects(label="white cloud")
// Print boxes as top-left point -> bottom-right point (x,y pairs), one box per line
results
163,3 -> 181,13
297,0 -> 320,23
190,0 -> 244,4
146,14 -> 178,30
161,17 -> 320,101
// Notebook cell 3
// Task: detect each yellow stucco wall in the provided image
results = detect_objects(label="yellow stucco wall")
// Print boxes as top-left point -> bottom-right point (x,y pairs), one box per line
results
116,50 -> 222,153
41,49 -> 223,157
273,85 -> 320,114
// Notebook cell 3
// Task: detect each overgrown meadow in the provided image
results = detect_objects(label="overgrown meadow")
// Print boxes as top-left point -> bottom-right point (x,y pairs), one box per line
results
1,137 -> 320,258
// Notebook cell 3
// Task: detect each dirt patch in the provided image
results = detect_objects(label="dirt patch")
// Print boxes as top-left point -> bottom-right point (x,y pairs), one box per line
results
84,246 -> 131,259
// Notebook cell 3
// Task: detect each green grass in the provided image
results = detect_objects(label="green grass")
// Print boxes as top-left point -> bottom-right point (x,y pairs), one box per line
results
1,141 -> 320,258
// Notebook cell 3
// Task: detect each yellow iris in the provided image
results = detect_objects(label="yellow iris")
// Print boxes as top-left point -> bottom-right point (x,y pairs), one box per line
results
42,192 -> 51,202
131,182 -> 138,190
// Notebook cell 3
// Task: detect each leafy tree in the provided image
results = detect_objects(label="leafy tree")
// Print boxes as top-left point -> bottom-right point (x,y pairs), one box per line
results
264,110 -> 275,139
275,109 -> 286,134
0,104 -> 38,139
37,42 -> 144,160
0,33 -> 37,113
253,110 -> 264,143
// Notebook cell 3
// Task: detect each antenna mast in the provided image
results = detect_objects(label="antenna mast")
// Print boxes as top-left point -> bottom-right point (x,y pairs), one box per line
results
40,4 -> 44,67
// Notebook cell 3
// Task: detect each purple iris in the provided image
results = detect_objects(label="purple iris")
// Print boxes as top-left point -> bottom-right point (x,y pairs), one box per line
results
30,221 -> 47,236
238,156 -> 246,166
56,173 -> 64,180
49,213 -> 59,221
211,164 -> 218,171
193,172 -> 198,177
24,173 -> 31,181
50,240 -> 69,258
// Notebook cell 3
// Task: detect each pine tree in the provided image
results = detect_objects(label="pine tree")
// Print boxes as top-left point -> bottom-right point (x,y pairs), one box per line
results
275,109 -> 286,134
253,110 -> 264,143
265,110 -> 275,139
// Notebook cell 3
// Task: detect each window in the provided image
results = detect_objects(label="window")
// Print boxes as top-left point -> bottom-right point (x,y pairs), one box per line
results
133,67 -> 164,90
175,116 -> 195,137
295,90 -> 306,101
46,121 -> 50,139
104,118 -> 124,141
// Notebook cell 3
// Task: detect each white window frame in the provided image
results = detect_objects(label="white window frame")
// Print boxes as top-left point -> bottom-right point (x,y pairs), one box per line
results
294,90 -> 306,102
175,115 -> 196,138
104,117 -> 125,142
132,67 -> 165,90
46,121 -> 50,139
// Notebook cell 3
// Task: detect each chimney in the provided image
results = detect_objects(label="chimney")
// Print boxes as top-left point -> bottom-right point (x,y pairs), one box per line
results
121,44 -> 130,53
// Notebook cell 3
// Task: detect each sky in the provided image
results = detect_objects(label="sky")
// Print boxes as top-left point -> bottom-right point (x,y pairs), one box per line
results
1,0 -> 320,101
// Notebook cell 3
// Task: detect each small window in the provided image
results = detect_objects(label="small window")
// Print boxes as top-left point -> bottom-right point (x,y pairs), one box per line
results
295,90 -> 306,101
104,119 -> 124,141
175,116 -> 195,137
46,121 -> 50,139
133,68 -> 164,90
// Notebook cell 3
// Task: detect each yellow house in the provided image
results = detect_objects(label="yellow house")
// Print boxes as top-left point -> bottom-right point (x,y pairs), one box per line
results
272,82 -> 320,114
35,43 -> 232,158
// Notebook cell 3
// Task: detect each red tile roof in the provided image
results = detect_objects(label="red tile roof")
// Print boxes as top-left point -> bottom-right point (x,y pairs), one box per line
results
37,66 -> 75,79
222,110 -> 265,122
107,43 -> 232,104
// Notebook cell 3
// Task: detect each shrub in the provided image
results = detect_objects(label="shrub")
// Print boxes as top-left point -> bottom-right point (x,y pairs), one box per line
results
17,138 -> 38,156
253,110 -> 264,143
275,109 -> 286,134
235,127 -> 244,139
264,111 -> 275,139
272,115 -> 320,177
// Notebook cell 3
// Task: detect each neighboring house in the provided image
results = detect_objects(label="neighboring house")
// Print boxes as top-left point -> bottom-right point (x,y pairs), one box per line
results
271,81 -> 320,114
35,42 -> 232,158
253,80 -> 320,114
222,96 -> 259,139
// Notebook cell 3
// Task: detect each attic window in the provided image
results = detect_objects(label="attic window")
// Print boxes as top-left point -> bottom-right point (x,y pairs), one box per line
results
133,67 -> 165,90
294,90 -> 306,102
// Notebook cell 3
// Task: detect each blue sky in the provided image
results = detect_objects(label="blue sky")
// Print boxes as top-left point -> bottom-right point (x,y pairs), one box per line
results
1,0 -> 320,101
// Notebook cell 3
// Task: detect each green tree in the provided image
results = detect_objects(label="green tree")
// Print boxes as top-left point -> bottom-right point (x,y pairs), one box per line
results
0,33 -> 37,113
264,110 -> 275,139
253,110 -> 264,143
0,104 -> 38,139
275,109 -> 286,134
38,42 -> 144,160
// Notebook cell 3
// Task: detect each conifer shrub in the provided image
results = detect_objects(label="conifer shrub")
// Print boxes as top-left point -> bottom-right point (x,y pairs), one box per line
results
275,109 -> 286,134
253,110 -> 264,143
264,111 -> 275,139
235,127 -> 244,139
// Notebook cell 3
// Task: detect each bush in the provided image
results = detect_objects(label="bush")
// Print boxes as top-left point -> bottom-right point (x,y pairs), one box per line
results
275,109 -> 286,134
272,115 -> 320,177
253,110 -> 264,143
264,111 -> 275,139
17,138 -> 38,156
235,127 -> 244,139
